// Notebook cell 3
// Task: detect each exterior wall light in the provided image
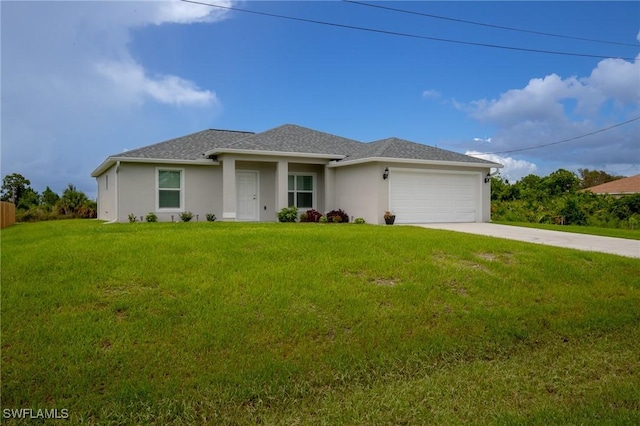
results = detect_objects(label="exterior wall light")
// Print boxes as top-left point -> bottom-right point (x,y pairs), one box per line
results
383,167 -> 389,180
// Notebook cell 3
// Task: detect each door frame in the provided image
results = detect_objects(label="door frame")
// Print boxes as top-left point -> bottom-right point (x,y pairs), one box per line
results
236,170 -> 260,221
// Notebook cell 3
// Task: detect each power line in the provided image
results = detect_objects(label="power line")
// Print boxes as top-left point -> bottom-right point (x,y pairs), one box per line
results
180,0 -> 637,61
479,116 -> 640,155
344,0 -> 640,48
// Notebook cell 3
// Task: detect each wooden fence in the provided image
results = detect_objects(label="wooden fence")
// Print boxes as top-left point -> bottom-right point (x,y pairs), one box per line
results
0,201 -> 16,229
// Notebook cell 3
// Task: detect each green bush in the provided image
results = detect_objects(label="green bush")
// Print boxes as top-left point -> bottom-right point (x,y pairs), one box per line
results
206,213 -> 217,222
180,211 -> 194,222
276,206 -> 298,222
319,215 -> 328,223
326,209 -> 349,223
354,217 -> 366,224
145,212 -> 158,223
128,213 -> 137,223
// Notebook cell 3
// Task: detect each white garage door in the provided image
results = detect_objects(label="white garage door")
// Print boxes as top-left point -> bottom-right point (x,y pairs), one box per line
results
390,170 -> 480,223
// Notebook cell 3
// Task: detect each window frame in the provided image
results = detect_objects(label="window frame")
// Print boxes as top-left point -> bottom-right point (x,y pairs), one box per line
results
288,172 -> 316,210
156,167 -> 185,212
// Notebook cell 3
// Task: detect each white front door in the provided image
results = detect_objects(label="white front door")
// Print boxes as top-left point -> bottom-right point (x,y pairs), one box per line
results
236,171 -> 259,221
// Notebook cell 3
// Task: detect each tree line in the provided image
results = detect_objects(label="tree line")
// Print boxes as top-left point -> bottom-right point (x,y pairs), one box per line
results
491,168 -> 640,229
1,173 -> 97,221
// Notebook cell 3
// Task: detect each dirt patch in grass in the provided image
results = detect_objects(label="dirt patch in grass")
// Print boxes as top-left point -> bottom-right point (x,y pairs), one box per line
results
475,252 -> 515,264
447,279 -> 467,295
344,270 -> 400,287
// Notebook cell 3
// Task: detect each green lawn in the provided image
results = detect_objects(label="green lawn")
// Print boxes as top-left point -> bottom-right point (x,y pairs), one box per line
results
494,221 -> 640,240
2,220 -> 639,425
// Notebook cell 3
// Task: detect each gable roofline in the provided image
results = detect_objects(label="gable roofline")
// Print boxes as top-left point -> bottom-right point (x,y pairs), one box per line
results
91,157 -> 219,177
204,147 -> 347,160
328,156 -> 503,169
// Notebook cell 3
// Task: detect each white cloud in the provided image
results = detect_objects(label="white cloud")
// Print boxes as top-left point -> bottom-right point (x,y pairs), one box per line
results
2,1 -> 233,196
150,0 -> 232,25
457,55 -> 640,172
466,151 -> 537,182
422,89 -> 441,99
587,56 -> 640,106
96,60 -> 218,107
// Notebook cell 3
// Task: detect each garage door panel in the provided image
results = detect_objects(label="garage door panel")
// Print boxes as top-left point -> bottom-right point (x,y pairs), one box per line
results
390,171 -> 479,223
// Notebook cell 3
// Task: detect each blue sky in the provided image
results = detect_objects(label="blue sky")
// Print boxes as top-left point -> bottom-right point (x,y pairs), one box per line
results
2,1 -> 639,198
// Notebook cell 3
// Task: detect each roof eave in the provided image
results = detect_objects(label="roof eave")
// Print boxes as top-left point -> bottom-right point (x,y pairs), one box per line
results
328,156 -> 503,169
91,156 -> 219,177
205,148 -> 347,160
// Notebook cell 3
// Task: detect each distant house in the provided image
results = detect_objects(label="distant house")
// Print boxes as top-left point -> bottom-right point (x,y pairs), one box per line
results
91,124 -> 502,224
584,174 -> 640,197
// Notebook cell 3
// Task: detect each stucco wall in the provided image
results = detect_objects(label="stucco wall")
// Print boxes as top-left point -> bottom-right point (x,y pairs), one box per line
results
335,163 -> 383,224
334,162 -> 493,224
116,163 -> 221,222
96,165 -> 117,222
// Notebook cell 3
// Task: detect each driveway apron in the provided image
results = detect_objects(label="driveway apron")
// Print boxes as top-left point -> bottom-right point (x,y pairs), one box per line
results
412,223 -> 640,259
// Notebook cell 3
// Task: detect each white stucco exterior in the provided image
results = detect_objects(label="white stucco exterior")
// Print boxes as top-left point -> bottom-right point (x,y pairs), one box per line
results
95,157 -> 494,224
92,125 -> 501,224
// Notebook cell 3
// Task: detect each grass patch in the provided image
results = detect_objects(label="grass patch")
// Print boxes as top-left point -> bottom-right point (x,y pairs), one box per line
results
2,220 -> 640,424
494,220 -> 640,240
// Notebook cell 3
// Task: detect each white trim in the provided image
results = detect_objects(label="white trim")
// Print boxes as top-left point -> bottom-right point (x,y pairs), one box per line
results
236,169 -> 260,222
91,157 -> 217,177
328,156 -> 503,169
288,172 -> 317,211
389,167 -> 484,176
206,148 -> 346,160
155,167 -> 185,212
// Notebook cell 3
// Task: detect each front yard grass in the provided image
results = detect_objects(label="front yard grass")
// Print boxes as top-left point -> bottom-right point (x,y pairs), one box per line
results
2,220 -> 639,424
494,220 -> 640,240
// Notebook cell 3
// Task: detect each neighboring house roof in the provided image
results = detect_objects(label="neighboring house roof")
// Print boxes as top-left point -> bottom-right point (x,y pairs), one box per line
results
91,124 -> 501,177
584,174 -> 640,195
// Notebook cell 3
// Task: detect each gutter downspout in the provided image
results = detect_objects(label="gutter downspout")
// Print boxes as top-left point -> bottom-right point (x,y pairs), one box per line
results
104,161 -> 120,224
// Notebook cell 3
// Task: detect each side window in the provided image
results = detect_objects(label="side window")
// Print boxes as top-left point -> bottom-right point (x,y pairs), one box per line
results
157,169 -> 183,210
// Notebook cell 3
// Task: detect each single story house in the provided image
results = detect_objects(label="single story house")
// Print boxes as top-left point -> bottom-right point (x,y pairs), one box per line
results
584,174 -> 640,197
91,124 -> 502,224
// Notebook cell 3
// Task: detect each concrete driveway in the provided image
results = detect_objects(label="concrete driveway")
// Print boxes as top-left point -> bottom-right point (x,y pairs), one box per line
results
412,223 -> 640,259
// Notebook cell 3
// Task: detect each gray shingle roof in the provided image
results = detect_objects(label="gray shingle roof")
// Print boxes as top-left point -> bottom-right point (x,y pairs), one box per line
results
113,129 -> 254,160
211,124 -> 365,156
345,137 -> 499,165
102,125 -> 500,168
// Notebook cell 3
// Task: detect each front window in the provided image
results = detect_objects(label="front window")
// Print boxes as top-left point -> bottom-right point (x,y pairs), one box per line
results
157,169 -> 183,210
288,174 -> 314,209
